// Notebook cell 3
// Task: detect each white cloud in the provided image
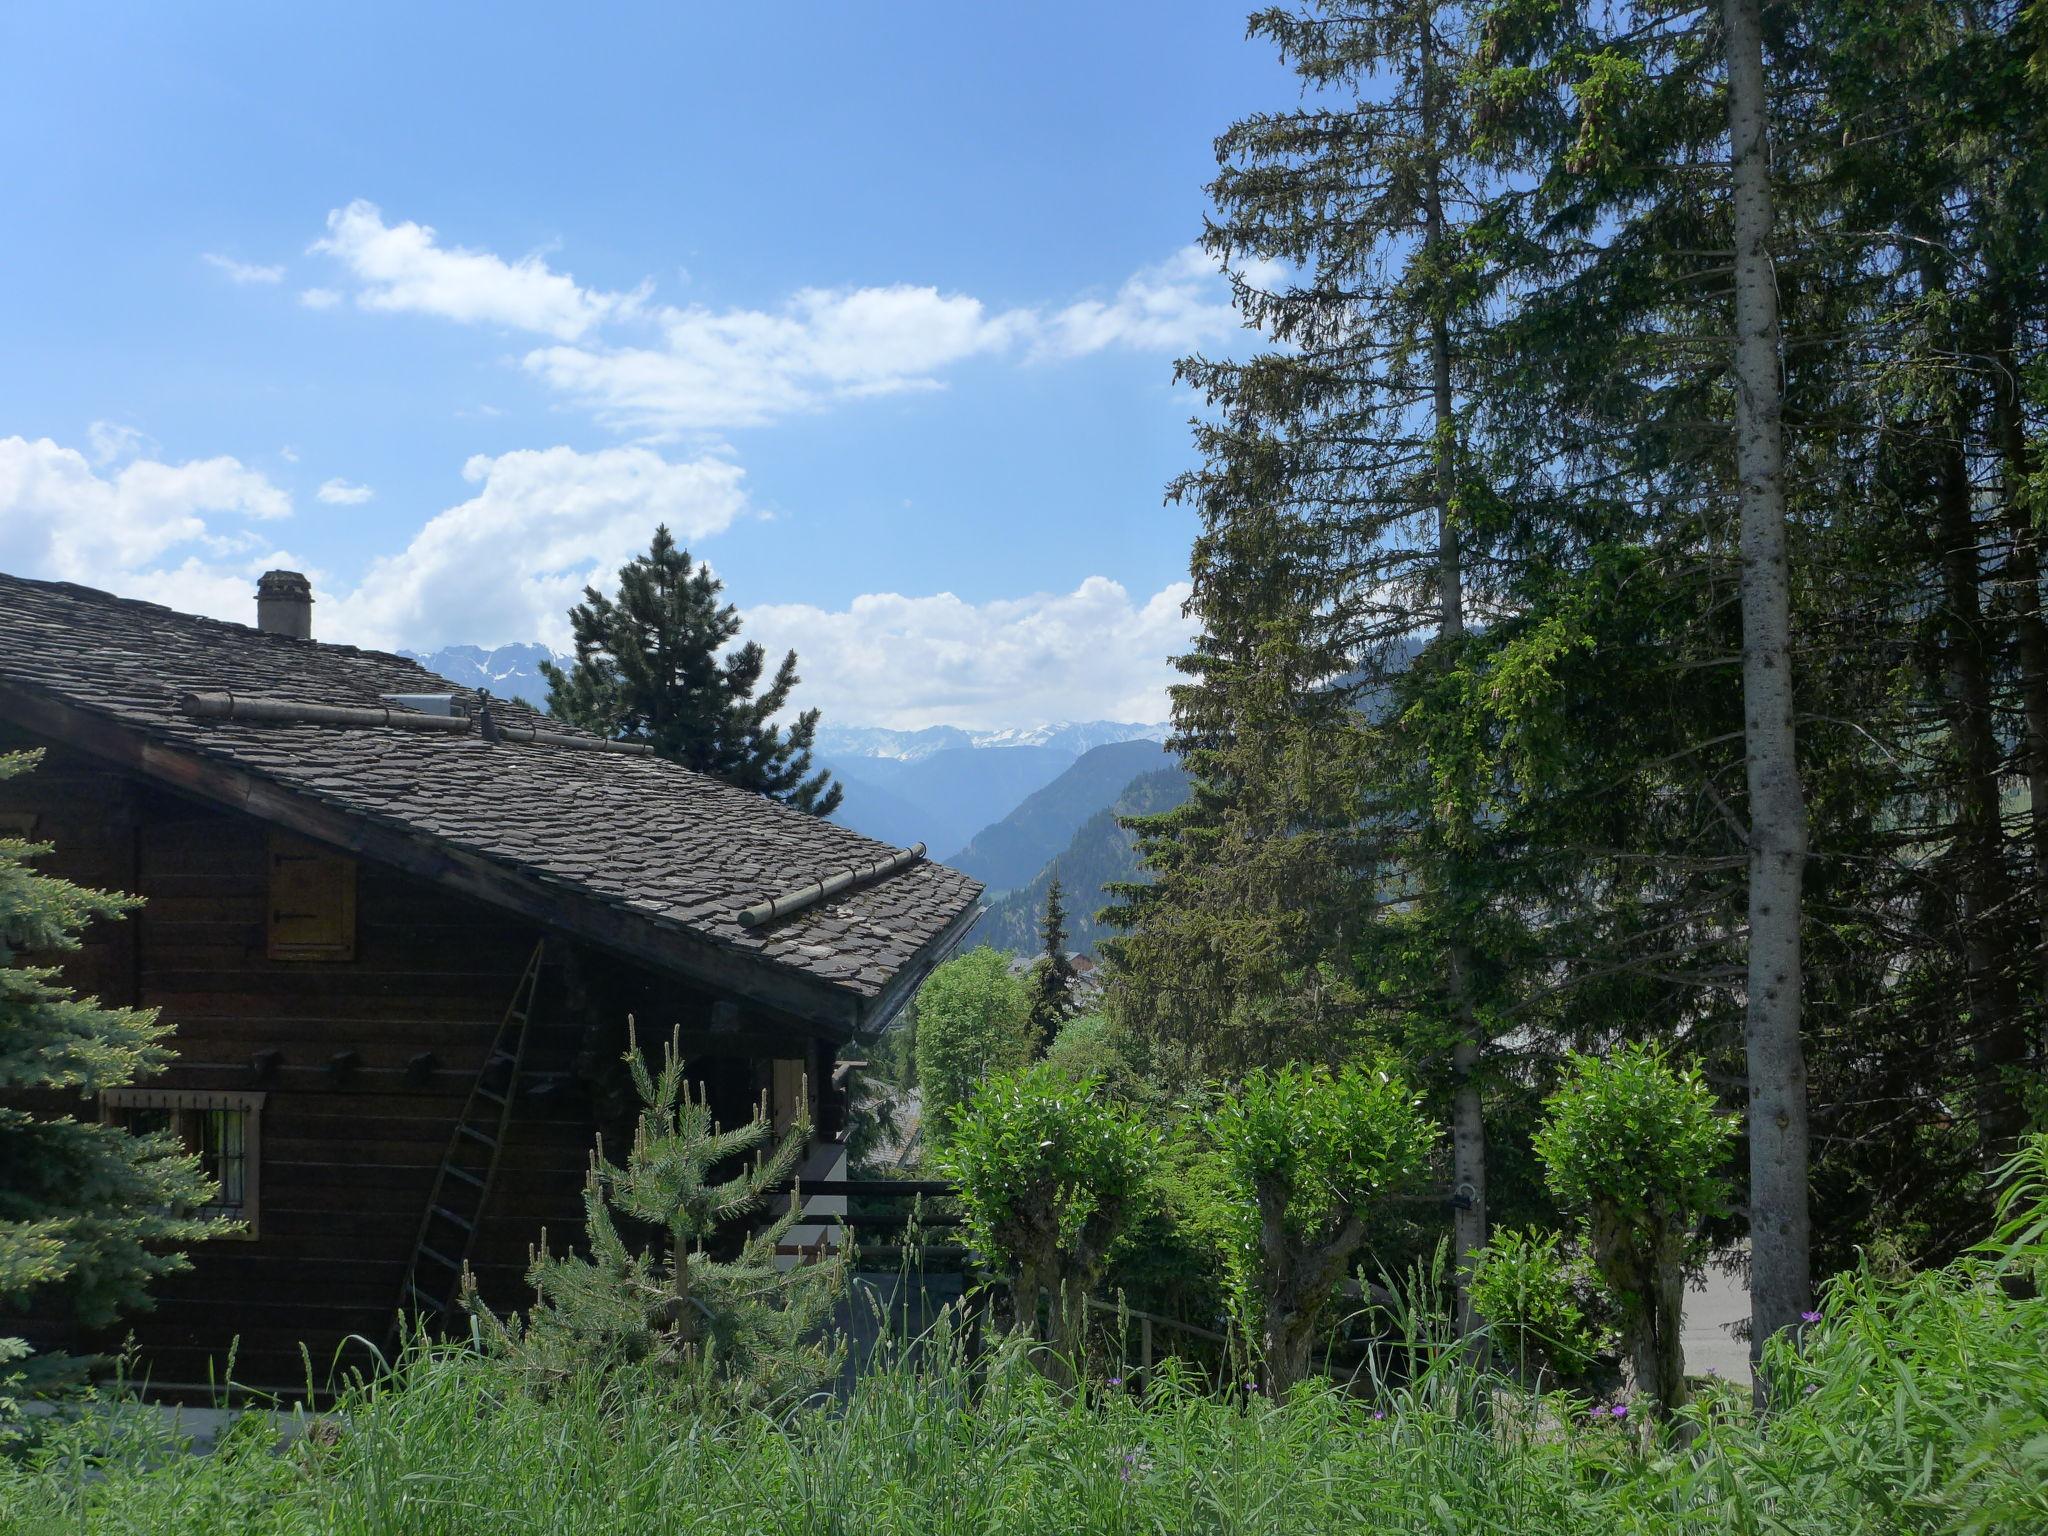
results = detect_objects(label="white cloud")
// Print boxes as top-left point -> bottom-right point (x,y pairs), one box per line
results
744,577 -> 1195,731
87,420 -> 155,466
2,435 -> 745,656
322,445 -> 750,651
0,435 -> 299,616
203,252 -> 286,285
309,200 -> 643,341
316,477 -> 376,505
294,202 -> 1258,434
1038,245 -> 1253,359
526,284 -> 1031,434
3,435 -> 1189,732
526,246 -> 1256,434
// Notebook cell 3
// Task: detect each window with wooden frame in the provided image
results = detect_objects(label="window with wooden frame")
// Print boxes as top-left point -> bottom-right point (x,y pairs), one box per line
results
266,829 -> 356,960
101,1088 -> 265,1238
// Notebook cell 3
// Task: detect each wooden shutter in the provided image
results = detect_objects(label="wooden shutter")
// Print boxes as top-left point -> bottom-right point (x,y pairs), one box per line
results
771,1057 -> 809,1135
267,830 -> 357,960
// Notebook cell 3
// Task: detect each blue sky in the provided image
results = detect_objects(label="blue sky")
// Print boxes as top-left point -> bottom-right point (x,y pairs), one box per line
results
0,2 -> 1292,728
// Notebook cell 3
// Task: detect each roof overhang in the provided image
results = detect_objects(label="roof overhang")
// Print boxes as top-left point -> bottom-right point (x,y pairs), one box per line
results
850,891 -> 984,1037
0,681 -> 942,1039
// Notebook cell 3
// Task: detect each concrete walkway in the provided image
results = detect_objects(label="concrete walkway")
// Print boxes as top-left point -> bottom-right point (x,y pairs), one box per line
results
1683,1258 -> 1752,1384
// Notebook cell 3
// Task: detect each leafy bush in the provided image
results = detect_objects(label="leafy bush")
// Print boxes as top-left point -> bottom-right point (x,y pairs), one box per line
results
1212,1061 -> 1437,1392
940,1062 -> 1154,1375
1534,1042 -> 1735,1420
1467,1226 -> 1606,1386
911,946 -> 1034,1134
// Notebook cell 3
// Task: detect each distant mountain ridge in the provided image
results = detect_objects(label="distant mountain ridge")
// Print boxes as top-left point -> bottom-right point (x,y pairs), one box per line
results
967,765 -> 1192,958
827,746 -> 1074,857
946,738 -> 1175,894
400,643 -> 565,709
813,720 -> 1169,763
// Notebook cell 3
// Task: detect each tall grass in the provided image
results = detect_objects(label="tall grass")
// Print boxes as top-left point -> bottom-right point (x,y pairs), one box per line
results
6,1145 -> 2045,1535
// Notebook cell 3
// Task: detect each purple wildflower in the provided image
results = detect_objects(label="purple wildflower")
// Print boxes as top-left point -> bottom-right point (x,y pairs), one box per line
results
1108,1377 -> 1123,1388
1610,1403 -> 1628,1419
1800,1310 -> 1822,1324
1372,1410 -> 1386,1421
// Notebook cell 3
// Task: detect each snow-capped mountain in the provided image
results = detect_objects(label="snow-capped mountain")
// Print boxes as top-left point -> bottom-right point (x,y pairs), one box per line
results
399,644 -> 567,709
811,719 -> 1169,763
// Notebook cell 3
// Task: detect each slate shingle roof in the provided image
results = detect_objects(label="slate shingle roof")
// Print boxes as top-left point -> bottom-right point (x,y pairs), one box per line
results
0,572 -> 982,1015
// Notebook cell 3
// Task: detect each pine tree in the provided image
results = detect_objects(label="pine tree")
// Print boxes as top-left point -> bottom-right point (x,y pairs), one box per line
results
0,751 -> 222,1409
1026,877 -> 1078,1051
542,526 -> 844,815
466,1022 -> 845,1408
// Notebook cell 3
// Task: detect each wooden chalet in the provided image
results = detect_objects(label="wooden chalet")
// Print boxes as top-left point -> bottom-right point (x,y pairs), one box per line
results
0,569 -> 981,1394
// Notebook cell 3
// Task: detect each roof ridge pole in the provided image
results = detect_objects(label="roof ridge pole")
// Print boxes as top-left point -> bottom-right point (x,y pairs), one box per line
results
737,844 -> 929,928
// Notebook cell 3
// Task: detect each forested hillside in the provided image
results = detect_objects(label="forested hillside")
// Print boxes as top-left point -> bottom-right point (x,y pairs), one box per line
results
947,738 -> 1173,892
968,764 -> 1189,955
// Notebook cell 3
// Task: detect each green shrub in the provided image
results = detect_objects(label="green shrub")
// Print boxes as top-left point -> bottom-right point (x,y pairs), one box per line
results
1212,1061 -> 1437,1393
1534,1042 -> 1734,1421
911,946 -> 1034,1134
940,1062 -> 1154,1377
1467,1226 -> 1605,1385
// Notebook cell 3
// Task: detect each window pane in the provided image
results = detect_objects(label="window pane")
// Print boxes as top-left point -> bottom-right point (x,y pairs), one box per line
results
201,1109 -> 246,1210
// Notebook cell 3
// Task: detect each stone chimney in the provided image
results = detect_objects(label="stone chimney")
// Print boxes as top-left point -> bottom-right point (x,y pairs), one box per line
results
255,570 -> 313,639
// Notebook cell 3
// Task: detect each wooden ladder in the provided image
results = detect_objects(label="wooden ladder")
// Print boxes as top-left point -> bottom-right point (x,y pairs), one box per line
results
394,939 -> 545,1337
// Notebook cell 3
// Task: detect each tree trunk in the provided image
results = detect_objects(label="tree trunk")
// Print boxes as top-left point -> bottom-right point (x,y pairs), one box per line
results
1642,1246 -> 1689,1427
1721,0 -> 1812,1395
1262,1309 -> 1318,1399
1934,381 -> 2028,1152
1420,0 -> 1488,1347
1591,1209 -> 1689,1426
1992,315 -> 2048,1059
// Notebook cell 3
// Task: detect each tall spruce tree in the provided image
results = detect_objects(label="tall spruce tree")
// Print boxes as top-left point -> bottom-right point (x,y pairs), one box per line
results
0,751 -> 222,1404
1109,0 -> 1515,1338
543,527 -> 843,816
1027,877 -> 1079,1051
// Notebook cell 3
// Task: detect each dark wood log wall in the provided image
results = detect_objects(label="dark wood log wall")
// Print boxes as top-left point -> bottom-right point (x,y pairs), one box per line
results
0,726 -> 827,1396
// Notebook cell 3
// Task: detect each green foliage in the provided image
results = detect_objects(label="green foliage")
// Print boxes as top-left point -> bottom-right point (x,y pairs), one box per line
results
973,765 -> 1190,959
466,1023 -> 844,1411
940,1062 -> 1153,1367
1038,1013 -> 1128,1092
1535,1044 -> 1735,1419
1467,1227 -> 1606,1385
540,525 -> 842,814
14,1161 -> 2048,1532
1535,1045 -> 1735,1238
0,750 -> 224,1423
1211,1062 -> 1437,1391
910,946 -> 1033,1133
1215,1063 -> 1437,1247
1024,877 -> 1077,1050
